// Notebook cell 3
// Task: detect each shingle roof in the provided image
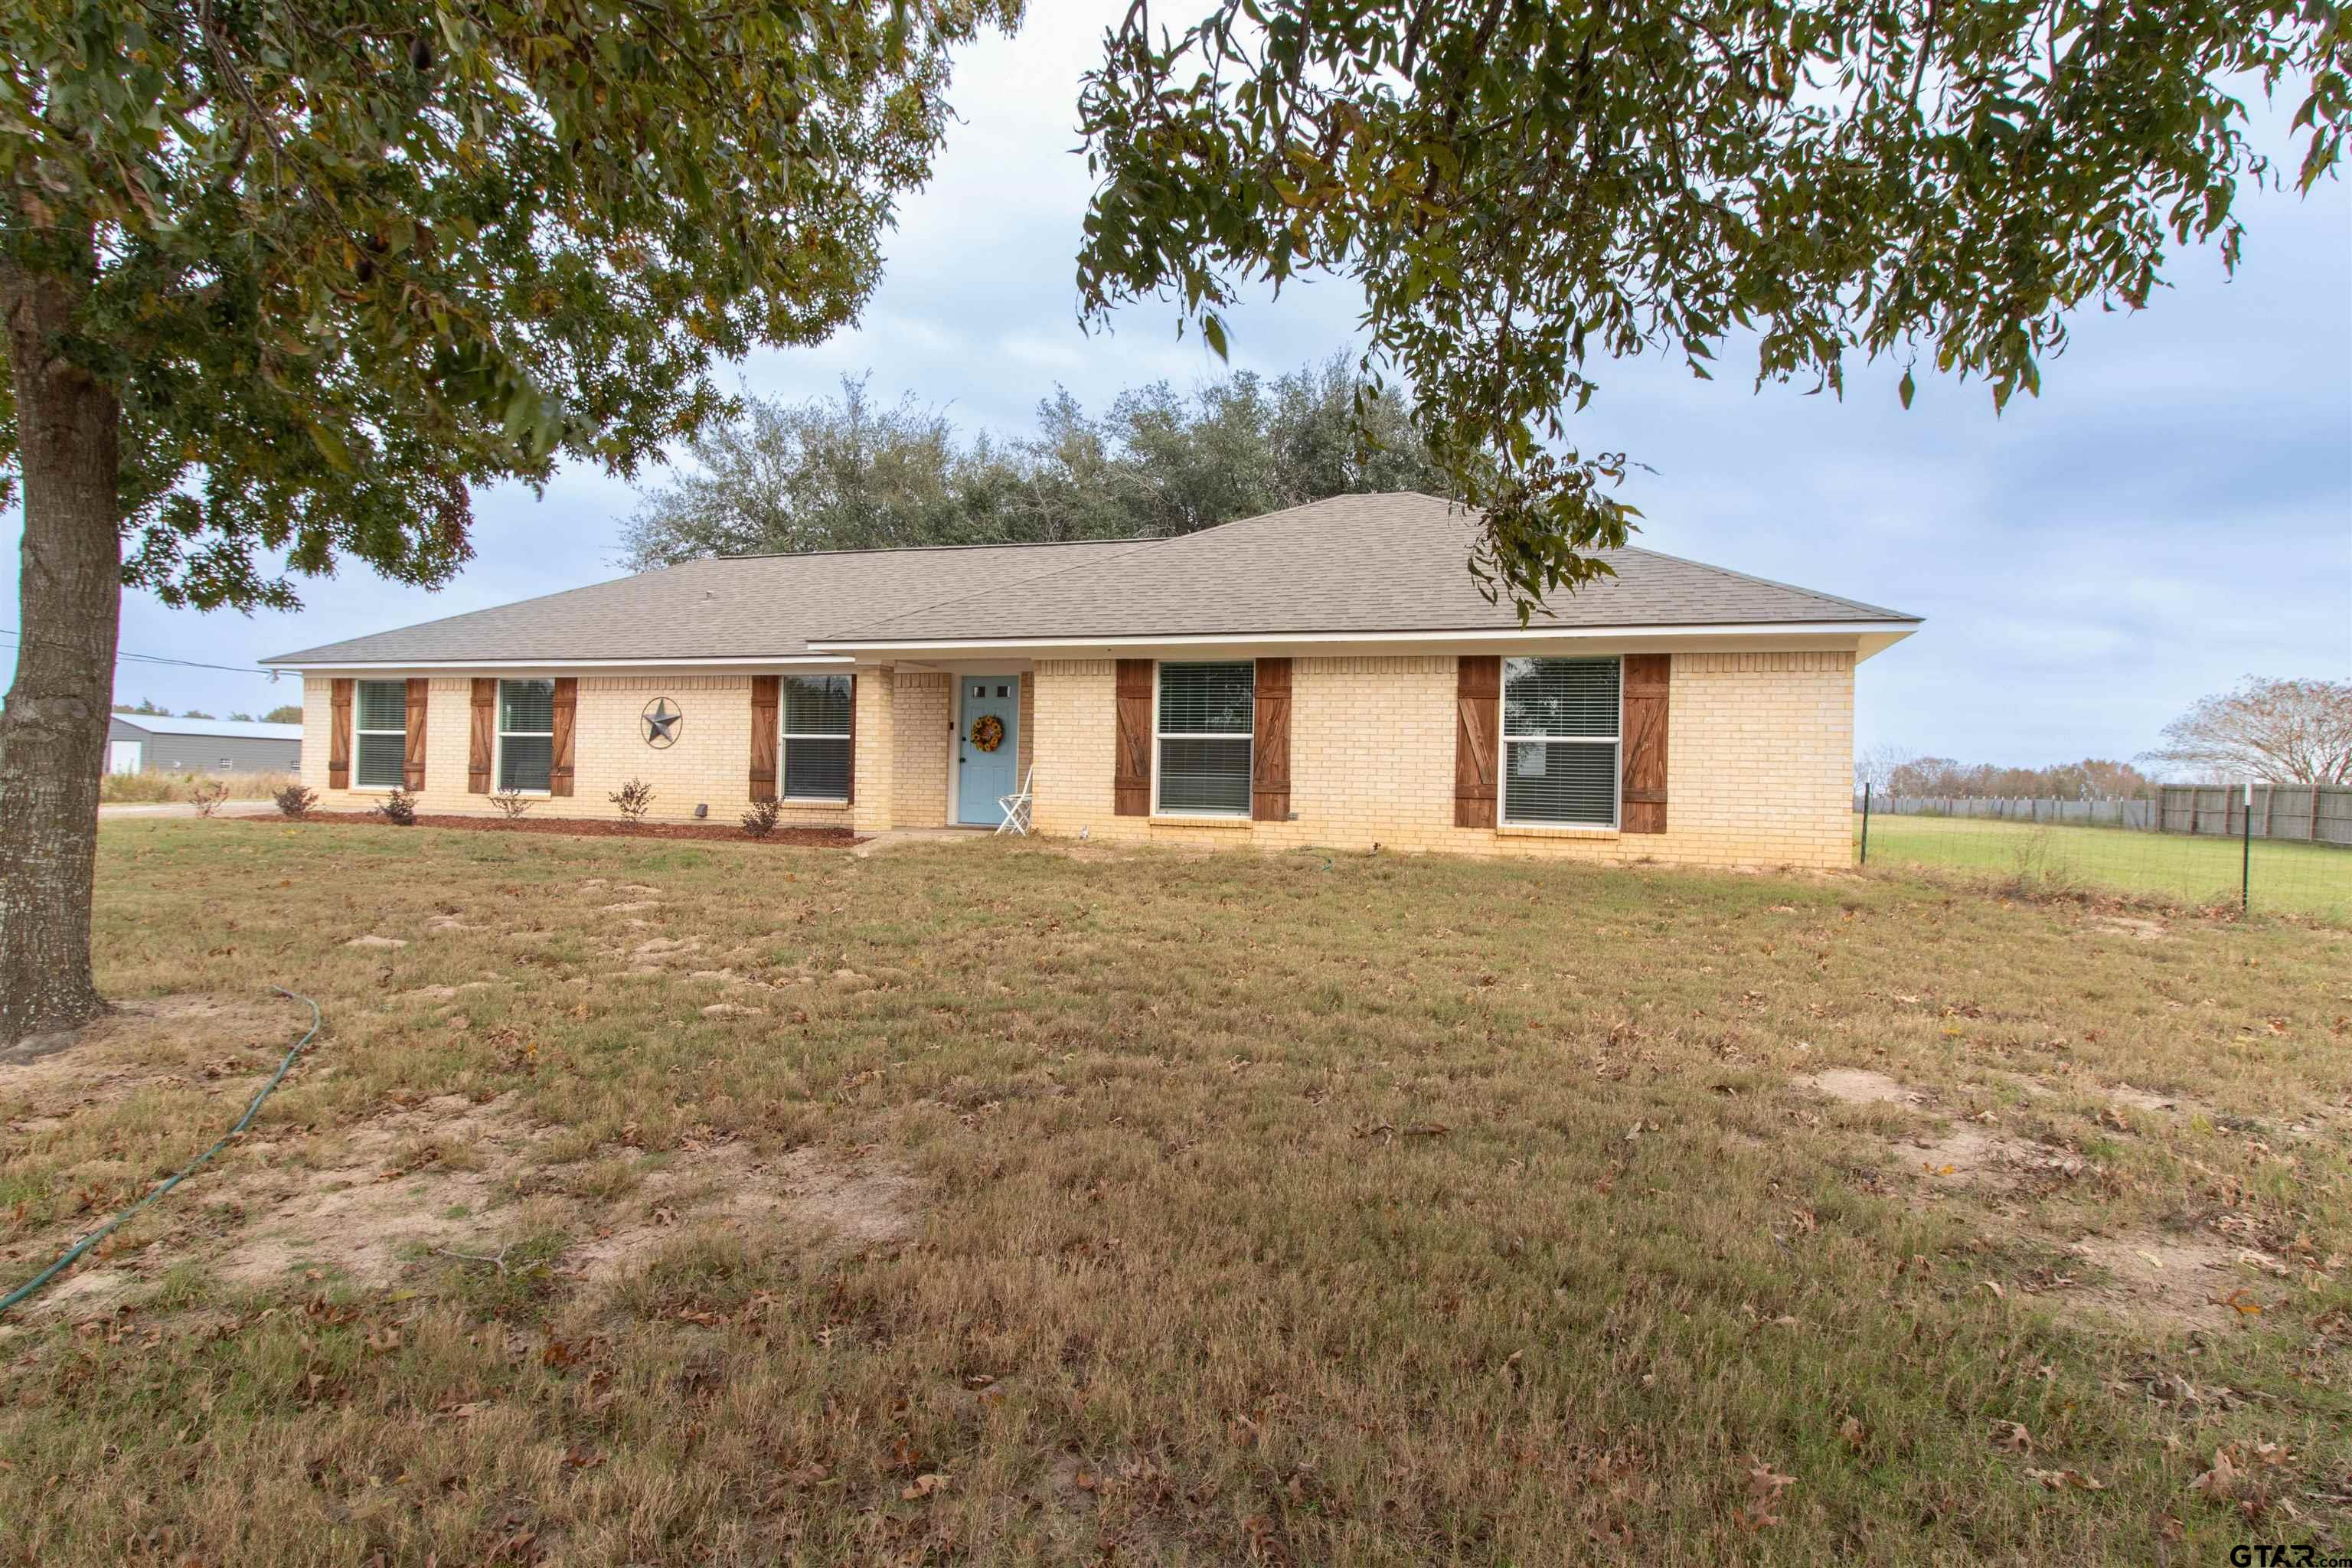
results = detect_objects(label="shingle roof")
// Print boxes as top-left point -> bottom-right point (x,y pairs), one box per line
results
822,492 -> 1915,643
268,493 -> 1915,667
265,539 -> 1150,665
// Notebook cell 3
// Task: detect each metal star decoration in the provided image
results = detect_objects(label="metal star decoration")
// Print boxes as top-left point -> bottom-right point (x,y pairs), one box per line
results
640,697 -> 684,749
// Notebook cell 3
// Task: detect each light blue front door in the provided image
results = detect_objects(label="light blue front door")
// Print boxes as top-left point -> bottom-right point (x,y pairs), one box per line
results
957,676 -> 1020,825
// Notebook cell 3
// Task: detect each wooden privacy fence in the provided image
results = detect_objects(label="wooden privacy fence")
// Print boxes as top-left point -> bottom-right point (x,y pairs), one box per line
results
1856,786 -> 2352,847
2155,784 -> 2352,846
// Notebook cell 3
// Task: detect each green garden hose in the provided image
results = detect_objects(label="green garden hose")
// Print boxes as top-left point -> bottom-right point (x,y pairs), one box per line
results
0,987 -> 323,1319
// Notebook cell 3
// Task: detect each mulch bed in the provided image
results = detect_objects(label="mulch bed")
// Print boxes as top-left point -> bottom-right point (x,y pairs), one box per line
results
256,811 -> 861,848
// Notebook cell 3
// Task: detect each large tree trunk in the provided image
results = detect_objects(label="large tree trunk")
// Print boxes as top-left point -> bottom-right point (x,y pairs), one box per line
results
0,248 -> 121,1045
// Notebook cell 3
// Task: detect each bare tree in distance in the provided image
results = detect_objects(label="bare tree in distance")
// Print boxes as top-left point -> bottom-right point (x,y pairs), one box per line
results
1853,743 -> 1916,795
2138,678 -> 2352,786
1886,757 -> 2155,799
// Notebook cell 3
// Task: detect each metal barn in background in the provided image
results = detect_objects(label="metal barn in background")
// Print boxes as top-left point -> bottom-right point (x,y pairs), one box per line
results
105,716 -> 302,775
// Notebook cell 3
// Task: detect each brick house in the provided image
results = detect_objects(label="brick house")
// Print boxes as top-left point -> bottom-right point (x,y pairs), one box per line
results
266,493 -> 1917,868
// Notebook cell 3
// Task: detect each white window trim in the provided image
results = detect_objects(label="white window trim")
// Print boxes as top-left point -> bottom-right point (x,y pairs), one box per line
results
1152,658 -> 1255,820
1498,655 -> 1623,831
495,678 -> 557,797
351,679 -> 408,792
780,674 -> 854,805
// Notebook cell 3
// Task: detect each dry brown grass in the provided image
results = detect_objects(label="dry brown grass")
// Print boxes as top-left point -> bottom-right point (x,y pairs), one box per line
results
2,820 -> 2347,1564
98,769 -> 299,804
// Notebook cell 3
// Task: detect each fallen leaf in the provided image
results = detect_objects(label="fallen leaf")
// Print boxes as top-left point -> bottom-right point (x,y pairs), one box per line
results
1738,1461 -> 1795,1530
2191,1450 -> 2238,1501
900,1472 -> 949,1501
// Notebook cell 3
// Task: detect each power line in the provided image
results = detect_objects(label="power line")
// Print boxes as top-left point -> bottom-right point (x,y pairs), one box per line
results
0,627 -> 283,679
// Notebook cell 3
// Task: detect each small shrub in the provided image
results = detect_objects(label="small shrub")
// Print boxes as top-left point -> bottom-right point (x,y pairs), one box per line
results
188,779 -> 231,818
610,778 -> 655,823
490,789 -> 533,820
376,786 -> 419,826
741,796 -> 782,838
2007,828 -> 2078,897
273,782 -> 318,819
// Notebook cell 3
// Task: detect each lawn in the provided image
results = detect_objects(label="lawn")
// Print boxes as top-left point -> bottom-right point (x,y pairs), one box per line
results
1860,811 -> 2352,923
2,819 -> 2347,1565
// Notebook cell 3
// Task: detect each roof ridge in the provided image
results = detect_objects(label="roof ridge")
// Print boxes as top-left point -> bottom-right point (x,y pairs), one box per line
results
818,494 -> 1471,639
1610,544 -> 1919,622
1148,488 -> 1469,548
712,535 -> 1145,561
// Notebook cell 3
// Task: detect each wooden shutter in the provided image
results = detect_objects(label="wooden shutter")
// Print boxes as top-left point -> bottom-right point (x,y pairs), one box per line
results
1113,659 -> 1152,816
1453,655 -> 1501,828
1251,657 -> 1292,822
1620,653 -> 1670,833
402,678 -> 429,792
549,677 -> 577,797
750,675 -> 779,801
468,678 -> 495,793
328,678 -> 353,790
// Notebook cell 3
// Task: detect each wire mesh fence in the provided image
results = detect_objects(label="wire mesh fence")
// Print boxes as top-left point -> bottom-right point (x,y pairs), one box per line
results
1855,785 -> 2352,923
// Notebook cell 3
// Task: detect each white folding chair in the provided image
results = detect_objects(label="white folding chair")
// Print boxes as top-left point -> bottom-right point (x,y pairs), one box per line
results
995,766 -> 1034,836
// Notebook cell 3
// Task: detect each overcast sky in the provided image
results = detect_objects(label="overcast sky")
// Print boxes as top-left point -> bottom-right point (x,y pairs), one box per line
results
7,0 -> 2349,766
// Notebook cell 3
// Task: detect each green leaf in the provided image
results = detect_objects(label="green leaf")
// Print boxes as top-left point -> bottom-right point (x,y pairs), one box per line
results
1200,312 -> 1230,361
307,422 -> 354,472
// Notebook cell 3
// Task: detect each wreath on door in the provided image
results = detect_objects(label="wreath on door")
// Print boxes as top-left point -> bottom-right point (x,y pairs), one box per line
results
969,714 -> 1006,753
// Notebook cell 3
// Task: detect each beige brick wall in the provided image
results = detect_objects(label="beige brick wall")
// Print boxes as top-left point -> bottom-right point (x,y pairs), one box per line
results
300,650 -> 1854,862
851,668 -> 895,835
1018,671 -> 1036,782
1027,652 -> 1855,870
303,669 -> 921,830
1030,659 -> 1119,827
893,671 -> 951,829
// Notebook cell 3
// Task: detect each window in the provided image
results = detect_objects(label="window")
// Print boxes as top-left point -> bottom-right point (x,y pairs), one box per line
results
354,680 -> 407,788
498,678 -> 556,792
1156,662 -> 1253,815
1501,657 -> 1620,827
782,675 -> 852,801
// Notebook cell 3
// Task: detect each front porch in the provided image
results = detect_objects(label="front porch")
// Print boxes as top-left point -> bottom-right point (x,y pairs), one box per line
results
861,664 -> 1033,834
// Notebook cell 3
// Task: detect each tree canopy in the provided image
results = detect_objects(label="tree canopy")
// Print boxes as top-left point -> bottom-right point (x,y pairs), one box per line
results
1075,0 -> 2347,609
0,0 -> 1018,1043
1,0 -> 1019,610
617,354 -> 1455,566
2140,676 -> 2352,783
